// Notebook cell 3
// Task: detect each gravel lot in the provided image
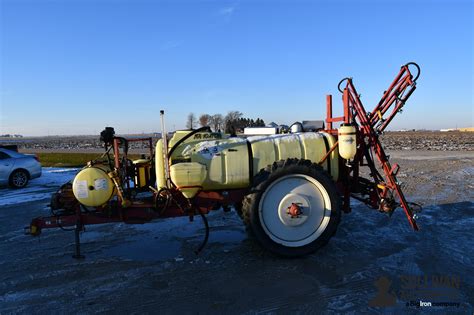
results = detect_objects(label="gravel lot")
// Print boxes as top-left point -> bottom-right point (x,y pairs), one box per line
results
0,150 -> 473,313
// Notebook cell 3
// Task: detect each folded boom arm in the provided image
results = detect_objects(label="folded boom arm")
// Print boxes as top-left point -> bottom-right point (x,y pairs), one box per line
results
333,62 -> 421,230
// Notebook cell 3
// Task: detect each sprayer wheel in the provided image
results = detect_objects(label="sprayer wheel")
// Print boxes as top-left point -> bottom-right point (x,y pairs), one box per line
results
241,158 -> 341,257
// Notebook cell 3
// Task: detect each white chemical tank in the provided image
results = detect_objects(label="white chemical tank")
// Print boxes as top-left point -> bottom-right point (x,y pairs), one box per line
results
338,124 -> 357,160
155,131 -> 339,197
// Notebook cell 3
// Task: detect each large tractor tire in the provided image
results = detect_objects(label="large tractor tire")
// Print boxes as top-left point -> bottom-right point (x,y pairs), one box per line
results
242,159 -> 341,257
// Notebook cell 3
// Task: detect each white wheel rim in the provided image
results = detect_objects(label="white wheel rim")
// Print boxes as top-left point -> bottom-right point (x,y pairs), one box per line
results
13,172 -> 27,187
258,174 -> 332,247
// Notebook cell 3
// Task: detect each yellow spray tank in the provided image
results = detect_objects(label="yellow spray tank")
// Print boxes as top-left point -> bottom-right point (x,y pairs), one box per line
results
338,124 -> 357,160
170,162 -> 207,198
72,165 -> 115,207
133,158 -> 152,188
155,130 -> 339,198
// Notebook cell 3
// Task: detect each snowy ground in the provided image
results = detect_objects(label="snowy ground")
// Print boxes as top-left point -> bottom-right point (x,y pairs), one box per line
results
0,153 -> 473,314
0,168 -> 79,207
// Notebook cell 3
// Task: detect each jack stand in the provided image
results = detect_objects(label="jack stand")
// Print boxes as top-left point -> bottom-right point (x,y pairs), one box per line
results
72,222 -> 85,259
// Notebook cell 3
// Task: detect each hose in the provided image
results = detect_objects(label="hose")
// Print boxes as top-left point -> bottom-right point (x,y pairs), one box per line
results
103,145 -> 114,170
154,187 -> 172,215
194,211 -> 209,255
167,126 -> 212,159
51,207 -> 76,232
403,62 -> 420,82
164,126 -> 213,252
338,77 -> 351,93
116,137 -> 129,155
165,126 -> 211,189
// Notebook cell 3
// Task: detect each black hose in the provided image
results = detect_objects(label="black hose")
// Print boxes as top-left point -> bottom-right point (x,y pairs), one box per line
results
57,221 -> 76,232
403,62 -> 420,82
167,126 -> 211,159
52,208 -> 76,231
154,188 -> 172,215
194,211 -> 209,255
115,137 -> 129,155
338,77 -> 351,93
164,126 -> 211,189
104,145 -> 114,169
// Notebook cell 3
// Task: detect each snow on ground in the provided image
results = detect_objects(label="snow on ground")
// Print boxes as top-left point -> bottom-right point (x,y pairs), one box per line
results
0,168 -> 79,207
0,157 -> 473,313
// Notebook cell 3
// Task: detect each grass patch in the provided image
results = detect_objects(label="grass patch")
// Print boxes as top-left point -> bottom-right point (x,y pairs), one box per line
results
37,152 -> 141,167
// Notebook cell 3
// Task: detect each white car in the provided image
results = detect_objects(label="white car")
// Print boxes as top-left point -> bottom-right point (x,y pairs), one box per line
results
0,148 -> 42,188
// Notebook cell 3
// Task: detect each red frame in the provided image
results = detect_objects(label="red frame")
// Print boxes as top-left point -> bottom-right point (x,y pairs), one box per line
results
325,63 -> 419,230
27,63 -> 420,238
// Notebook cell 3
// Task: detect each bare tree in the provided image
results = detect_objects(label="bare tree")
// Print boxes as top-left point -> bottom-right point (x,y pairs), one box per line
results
199,114 -> 211,127
224,110 -> 243,133
209,114 -> 224,132
186,112 -> 197,129
225,110 -> 243,123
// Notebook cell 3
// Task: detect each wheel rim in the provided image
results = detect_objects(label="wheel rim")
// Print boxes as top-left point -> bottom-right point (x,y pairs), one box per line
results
12,172 -> 27,187
258,174 -> 332,247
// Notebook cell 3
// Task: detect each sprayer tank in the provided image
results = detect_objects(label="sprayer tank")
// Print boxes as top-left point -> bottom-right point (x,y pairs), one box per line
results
155,131 -> 339,196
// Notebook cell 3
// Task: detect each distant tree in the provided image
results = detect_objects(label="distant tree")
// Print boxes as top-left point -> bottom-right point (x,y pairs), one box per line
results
199,114 -> 211,127
201,111 -> 266,133
186,112 -> 197,129
209,114 -> 224,132
225,111 -> 243,124
224,111 -> 243,133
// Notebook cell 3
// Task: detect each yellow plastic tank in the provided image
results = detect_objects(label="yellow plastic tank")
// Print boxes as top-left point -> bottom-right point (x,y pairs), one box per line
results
184,138 -> 250,189
72,166 -> 115,206
133,159 -> 151,188
155,131 -> 339,194
170,162 -> 207,198
248,132 -> 339,179
155,130 -> 229,189
338,124 -> 357,160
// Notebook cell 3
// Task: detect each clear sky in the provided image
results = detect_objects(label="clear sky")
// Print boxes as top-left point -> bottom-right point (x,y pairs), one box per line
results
0,0 -> 472,136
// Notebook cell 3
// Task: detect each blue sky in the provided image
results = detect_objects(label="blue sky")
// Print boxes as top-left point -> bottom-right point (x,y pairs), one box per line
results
0,0 -> 472,136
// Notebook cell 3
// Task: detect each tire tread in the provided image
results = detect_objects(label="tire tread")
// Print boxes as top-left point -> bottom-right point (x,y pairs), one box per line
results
241,158 -> 341,257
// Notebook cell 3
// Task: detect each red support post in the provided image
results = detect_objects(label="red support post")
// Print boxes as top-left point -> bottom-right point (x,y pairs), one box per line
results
326,95 -> 333,130
343,88 -> 350,124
